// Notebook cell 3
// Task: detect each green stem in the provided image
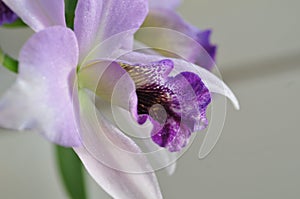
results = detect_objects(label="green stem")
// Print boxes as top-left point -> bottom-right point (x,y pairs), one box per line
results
55,145 -> 87,199
0,48 -> 18,73
65,0 -> 78,30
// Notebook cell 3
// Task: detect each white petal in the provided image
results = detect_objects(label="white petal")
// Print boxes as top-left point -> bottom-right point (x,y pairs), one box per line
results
74,90 -> 162,199
96,99 -> 179,175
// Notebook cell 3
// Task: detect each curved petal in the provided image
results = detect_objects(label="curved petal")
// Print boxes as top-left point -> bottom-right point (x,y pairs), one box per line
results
119,52 -> 239,110
0,26 -> 81,146
75,0 -> 148,63
74,90 -> 162,199
115,108 -> 179,175
95,96 -> 178,175
149,0 -> 181,9
136,8 -> 216,70
3,0 -> 66,31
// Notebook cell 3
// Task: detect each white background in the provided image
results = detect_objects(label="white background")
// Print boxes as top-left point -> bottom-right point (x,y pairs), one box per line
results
0,0 -> 299,198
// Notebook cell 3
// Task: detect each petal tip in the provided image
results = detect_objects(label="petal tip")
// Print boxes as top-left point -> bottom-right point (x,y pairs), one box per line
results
225,89 -> 240,110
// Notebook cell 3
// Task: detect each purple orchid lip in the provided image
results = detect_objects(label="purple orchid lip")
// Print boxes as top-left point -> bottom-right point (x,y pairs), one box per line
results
0,1 -> 18,25
119,59 -> 211,152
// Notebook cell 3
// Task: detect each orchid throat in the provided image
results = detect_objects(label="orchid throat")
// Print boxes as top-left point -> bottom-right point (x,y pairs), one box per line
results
119,59 -> 211,152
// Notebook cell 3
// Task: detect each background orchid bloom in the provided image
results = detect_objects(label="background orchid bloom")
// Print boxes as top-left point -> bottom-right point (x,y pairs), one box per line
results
136,0 -> 216,70
0,0 -> 239,198
0,1 -> 17,25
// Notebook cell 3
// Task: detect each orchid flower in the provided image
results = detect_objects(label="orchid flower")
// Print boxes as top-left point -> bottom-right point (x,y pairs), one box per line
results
0,0 -> 239,198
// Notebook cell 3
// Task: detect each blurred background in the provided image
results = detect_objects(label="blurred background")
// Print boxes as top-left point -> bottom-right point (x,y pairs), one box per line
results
0,0 -> 299,198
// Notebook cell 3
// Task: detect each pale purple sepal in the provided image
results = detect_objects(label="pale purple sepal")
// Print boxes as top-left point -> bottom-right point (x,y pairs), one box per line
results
74,0 -> 103,62
3,0 -> 66,31
74,0 -> 148,63
0,26 -> 81,146
0,1 -> 17,25
99,0 -> 148,44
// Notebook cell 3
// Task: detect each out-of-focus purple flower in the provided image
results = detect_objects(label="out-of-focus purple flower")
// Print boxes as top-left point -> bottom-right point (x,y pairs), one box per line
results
136,0 -> 217,70
0,1 -> 17,25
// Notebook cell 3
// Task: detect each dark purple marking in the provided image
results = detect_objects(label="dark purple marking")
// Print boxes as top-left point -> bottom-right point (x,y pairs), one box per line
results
120,59 -> 211,152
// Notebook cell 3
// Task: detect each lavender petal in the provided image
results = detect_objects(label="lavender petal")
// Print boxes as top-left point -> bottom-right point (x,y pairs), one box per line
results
0,26 -> 81,146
